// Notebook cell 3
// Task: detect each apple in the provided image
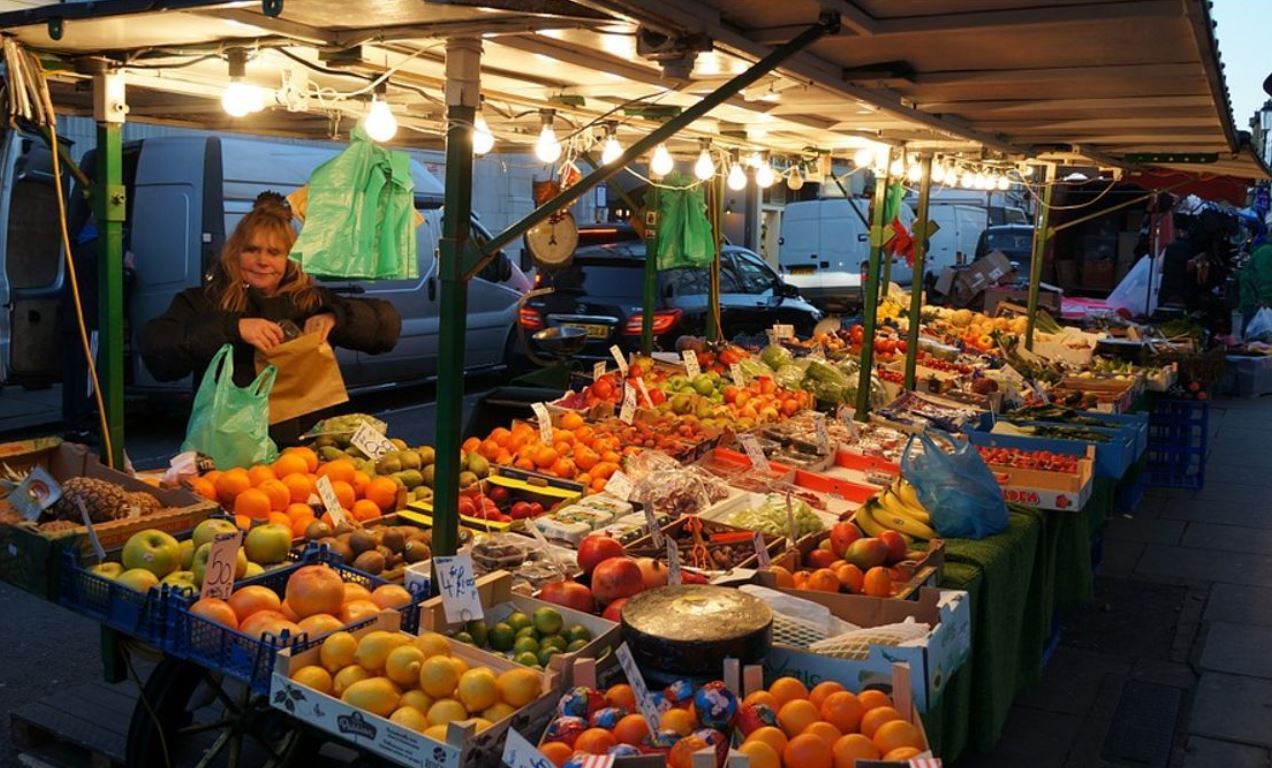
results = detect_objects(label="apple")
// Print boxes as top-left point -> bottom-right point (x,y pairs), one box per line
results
178,539 -> 196,570
829,522 -> 863,557
90,562 -> 123,580
591,557 -> 644,604
191,542 -> 248,587
538,579 -> 595,613
245,523 -> 292,565
192,518 -> 239,550
243,562 -> 265,578
116,568 -> 160,593
633,557 -> 668,590
878,530 -> 908,564
121,529 -> 182,578
161,570 -> 198,594
578,535 -> 625,577
602,596 -> 629,623
844,538 -> 889,570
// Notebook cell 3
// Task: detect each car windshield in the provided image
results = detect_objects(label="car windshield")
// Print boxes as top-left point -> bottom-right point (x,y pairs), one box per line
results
984,230 -> 1033,256
544,245 -> 774,298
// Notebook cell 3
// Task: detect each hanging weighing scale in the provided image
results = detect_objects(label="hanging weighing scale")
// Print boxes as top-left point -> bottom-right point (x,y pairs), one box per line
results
525,179 -> 579,268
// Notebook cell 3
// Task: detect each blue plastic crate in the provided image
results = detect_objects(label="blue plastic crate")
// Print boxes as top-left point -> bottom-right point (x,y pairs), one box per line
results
1146,397 -> 1207,490
58,547 -> 181,650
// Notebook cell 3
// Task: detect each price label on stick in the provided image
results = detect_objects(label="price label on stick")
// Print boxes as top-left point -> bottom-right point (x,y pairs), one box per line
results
666,539 -> 682,585
785,492 -> 798,543
525,520 -> 565,579
201,531 -> 242,600
592,361 -> 607,382
350,421 -> 394,461
74,499 -> 106,563
813,412 -> 830,452
739,434 -> 769,472
619,385 -> 637,424
502,729 -> 559,768
753,531 -> 772,569
616,642 -> 663,733
605,470 -> 634,501
771,323 -> 795,340
636,377 -> 652,407
530,402 -> 554,445
681,350 -> 701,378
641,493 -> 663,547
610,345 -> 629,376
11,466 -> 61,521
434,553 -> 483,623
730,363 -> 746,387
315,475 -> 348,527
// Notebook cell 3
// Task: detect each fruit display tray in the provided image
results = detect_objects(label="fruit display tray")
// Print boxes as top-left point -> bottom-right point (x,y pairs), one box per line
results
58,544 -> 188,651
981,445 -> 1096,512
400,468 -> 581,532
762,536 -> 947,603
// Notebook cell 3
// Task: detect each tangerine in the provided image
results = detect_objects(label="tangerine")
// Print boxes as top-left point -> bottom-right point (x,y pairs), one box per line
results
768,565 -> 795,588
884,746 -> 923,761
352,471 -> 371,497
560,412 -> 585,430
810,681 -> 845,709
286,502 -> 315,521
248,465 -> 277,487
190,477 -> 217,501
783,733 -> 833,768
234,514 -> 251,530
215,468 -> 252,506
283,474 -> 315,504
808,568 -> 841,593
746,726 -> 788,757
317,459 -> 356,485
364,477 -> 400,511
533,446 -> 558,469
258,479 -> 291,511
612,713 -> 649,745
777,699 -> 821,737
351,499 -> 382,522
234,488 -> 273,520
872,720 -> 923,754
539,742 -> 572,768
769,677 -> 810,707
268,511 -> 292,529
859,707 -> 903,739
606,684 -> 637,711
804,721 -> 843,747
820,691 -> 865,734
857,689 -> 892,712
668,735 -> 709,768
835,564 -> 864,594
736,740 -> 780,768
660,707 -> 697,736
273,453 -> 309,478
287,446 -> 319,472
832,733 -> 879,767
862,567 -> 892,597
574,728 -> 617,754
462,436 -> 482,453
743,690 -> 779,709
330,480 -> 356,510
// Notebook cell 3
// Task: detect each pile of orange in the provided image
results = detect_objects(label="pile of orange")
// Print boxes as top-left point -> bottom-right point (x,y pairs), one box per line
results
763,560 -> 897,599
190,446 -> 401,534
738,678 -> 926,767
465,412 -> 628,493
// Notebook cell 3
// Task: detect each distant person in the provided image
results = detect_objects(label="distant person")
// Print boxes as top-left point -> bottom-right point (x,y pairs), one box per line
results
1240,241 -> 1272,328
1158,215 -> 1201,310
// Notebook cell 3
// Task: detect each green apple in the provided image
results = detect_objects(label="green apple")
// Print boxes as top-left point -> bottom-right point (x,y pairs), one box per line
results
243,561 -> 265,578
244,523 -> 291,565
116,568 -> 159,593
90,562 -> 124,580
192,518 -> 239,550
191,542 -> 248,587
121,529 -> 182,578
178,539 -> 195,570
161,570 -> 198,594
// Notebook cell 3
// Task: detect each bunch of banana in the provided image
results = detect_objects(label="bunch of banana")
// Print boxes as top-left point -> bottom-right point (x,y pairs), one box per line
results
853,478 -> 938,541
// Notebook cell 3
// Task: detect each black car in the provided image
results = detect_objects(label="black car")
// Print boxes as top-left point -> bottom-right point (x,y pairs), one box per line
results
974,224 -> 1036,275
521,242 -> 823,356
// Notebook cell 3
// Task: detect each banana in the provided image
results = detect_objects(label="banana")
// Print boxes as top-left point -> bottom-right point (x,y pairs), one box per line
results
896,479 -> 923,510
883,485 -> 932,525
854,503 -> 915,545
870,500 -> 938,540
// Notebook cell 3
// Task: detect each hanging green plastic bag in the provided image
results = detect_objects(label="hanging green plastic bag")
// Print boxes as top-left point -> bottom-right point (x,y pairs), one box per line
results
180,345 -> 279,469
288,126 -> 419,280
656,173 -> 714,270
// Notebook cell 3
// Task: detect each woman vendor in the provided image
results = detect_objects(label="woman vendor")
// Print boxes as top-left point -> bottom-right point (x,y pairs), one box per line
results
141,192 -> 401,444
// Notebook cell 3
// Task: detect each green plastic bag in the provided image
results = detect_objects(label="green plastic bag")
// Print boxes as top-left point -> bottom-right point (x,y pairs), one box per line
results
289,126 -> 419,280
655,174 -> 714,270
180,345 -> 279,469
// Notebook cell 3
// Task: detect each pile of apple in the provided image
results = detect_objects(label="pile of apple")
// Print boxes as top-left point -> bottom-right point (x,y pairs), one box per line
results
536,534 -> 683,620
458,485 -> 545,524
89,518 -> 294,594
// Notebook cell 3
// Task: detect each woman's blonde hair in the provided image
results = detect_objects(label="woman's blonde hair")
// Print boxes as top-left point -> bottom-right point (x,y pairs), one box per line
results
211,192 -> 321,312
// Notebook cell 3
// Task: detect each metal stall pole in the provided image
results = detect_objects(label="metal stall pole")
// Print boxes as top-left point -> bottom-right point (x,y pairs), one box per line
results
1025,163 -> 1056,351
904,155 -> 933,390
641,187 -> 659,354
431,38 -> 482,566
94,71 -> 126,469
706,173 -> 724,343
854,148 -> 893,421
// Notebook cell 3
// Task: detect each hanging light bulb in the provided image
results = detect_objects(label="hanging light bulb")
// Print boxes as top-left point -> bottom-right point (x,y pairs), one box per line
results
972,172 -> 986,190
694,143 -> 716,181
754,154 -> 775,189
650,144 -> 675,176
906,162 -> 924,183
960,171 -> 975,189
535,111 -> 561,164
931,161 -> 946,184
888,156 -> 905,177
747,151 -> 764,169
221,49 -> 264,118
852,145 -> 875,169
727,160 -> 747,191
364,96 -> 397,143
787,164 -> 805,191
601,124 -> 623,165
996,174 -> 1010,191
472,112 -> 495,155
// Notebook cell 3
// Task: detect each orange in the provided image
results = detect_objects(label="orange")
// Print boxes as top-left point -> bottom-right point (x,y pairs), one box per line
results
317,459 -> 356,485
234,488 -> 273,520
863,566 -> 892,597
268,512 -> 292,529
660,707 -> 697,736
190,477 -> 217,501
330,480 -> 356,510
291,515 -> 315,538
189,597 -> 238,629
808,568 -> 841,593
351,499 -> 382,522
286,502 -> 315,521
668,735 -> 709,768
539,741 -> 572,768
884,746 -> 923,761
832,733 -> 879,767
820,691 -> 864,734
606,684 -> 637,711
490,427 -> 512,447
215,468 -> 251,506
248,465 -> 277,487
550,458 -> 576,478
273,452 -> 309,478
783,733 -> 833,768
768,565 -> 795,588
364,477 -> 400,511
745,726 -> 788,757
462,436 -> 482,454
835,564 -> 864,594
560,411 -> 584,430
227,585 -> 282,623
234,514 -> 251,530
258,479 -> 291,511
612,713 -> 649,745
872,720 -> 924,754
573,446 -> 599,471
286,446 -> 319,473
573,728 -> 617,755
203,470 -> 222,487
352,471 -> 371,497
744,690 -> 779,709
804,721 -> 843,747
857,689 -> 892,712
480,439 -> 501,460
769,677 -> 810,707
736,740 -> 780,768
533,446 -> 558,469
810,681 -> 845,709
283,474 -> 315,504
859,706 -> 903,739
793,571 -> 810,590
777,699 -> 821,737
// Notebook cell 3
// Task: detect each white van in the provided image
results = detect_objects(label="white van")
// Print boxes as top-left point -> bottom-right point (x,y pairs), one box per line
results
0,132 -> 524,396
777,197 -> 916,309
921,203 -> 989,286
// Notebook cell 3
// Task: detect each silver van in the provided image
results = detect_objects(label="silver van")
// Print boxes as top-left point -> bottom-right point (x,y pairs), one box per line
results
0,132 -> 524,396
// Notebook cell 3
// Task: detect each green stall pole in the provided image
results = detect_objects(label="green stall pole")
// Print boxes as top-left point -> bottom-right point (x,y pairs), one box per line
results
904,155 -> 933,390
706,173 -> 723,343
430,38 -> 482,566
641,187 -> 659,355
854,147 -> 893,421
1024,163 -> 1056,351
94,73 -> 126,469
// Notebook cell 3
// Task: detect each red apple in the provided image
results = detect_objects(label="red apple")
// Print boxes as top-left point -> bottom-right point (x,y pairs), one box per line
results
602,596 -> 628,623
633,557 -> 669,589
878,530 -> 908,564
538,579 -> 595,613
829,521 -> 863,557
805,548 -> 839,570
578,534 -> 626,577
591,557 -> 645,604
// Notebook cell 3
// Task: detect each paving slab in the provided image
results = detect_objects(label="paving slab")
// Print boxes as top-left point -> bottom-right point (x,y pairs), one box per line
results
957,707 -> 1084,768
1104,515 -> 1185,545
1180,736 -> 1271,768
1131,658 -> 1198,690
1183,522 -> 1272,557
1098,539 -> 1144,577
1137,544 -> 1272,586
1203,584 -> 1272,628
1160,501 -> 1272,531
1015,647 -> 1129,716
1190,672 -> 1272,748
1200,462 -> 1272,488
1199,622 -> 1272,679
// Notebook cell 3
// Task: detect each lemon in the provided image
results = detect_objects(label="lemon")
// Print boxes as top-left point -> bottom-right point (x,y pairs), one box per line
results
354,631 -> 410,673
401,689 -> 434,713
333,664 -> 371,697
413,631 -> 451,659
424,724 -> 449,742
419,655 -> 460,698
320,632 -> 357,673
389,705 -> 429,733
496,668 -> 541,708
290,665 -> 332,695
482,702 -> 515,722
449,655 -> 469,677
341,677 -> 401,717
427,698 -> 469,726
384,645 -> 426,686
456,667 -> 499,712
468,717 -> 493,732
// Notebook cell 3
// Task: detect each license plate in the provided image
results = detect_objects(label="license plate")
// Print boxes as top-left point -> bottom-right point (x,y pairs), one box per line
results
562,323 -> 611,339
788,265 -> 815,275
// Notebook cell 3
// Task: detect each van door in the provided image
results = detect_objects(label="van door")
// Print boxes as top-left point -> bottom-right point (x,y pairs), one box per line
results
957,205 -> 989,261
818,199 -> 869,293
462,218 -> 523,368
923,206 -> 957,277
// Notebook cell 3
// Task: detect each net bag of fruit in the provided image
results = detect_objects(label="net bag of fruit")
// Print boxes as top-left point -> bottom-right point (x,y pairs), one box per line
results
900,430 -> 1007,540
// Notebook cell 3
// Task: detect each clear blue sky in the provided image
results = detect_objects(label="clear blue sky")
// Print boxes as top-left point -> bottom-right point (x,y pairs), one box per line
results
1211,0 -> 1271,129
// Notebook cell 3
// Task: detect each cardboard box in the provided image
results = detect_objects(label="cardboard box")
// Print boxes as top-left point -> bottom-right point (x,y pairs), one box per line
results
935,252 -> 1014,306
1032,329 -> 1101,366
762,538 -> 946,602
760,586 -> 970,713
983,284 -> 1062,316
982,445 -> 1096,512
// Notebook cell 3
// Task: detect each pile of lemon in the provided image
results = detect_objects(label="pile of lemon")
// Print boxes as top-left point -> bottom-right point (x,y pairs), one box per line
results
290,630 -> 542,739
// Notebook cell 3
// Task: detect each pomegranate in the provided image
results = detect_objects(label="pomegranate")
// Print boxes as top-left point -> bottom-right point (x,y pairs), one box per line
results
578,534 -> 626,577
601,597 -> 628,623
591,557 -> 645,604
538,579 -> 595,613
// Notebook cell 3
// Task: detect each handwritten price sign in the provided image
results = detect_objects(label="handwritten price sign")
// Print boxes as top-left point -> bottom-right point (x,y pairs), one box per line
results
434,553 -> 483,623
200,531 -> 242,600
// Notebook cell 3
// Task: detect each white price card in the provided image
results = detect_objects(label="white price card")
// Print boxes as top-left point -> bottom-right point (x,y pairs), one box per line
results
785,491 -> 798,542
315,475 -> 348,528
771,323 -> 795,340
641,494 -> 663,548
837,405 -> 861,440
351,421 -> 394,461
753,531 -> 772,569
610,345 -> 629,376
636,377 -> 652,407
200,531 -> 242,600
604,470 -> 634,501
681,350 -> 701,378
666,539 -> 682,585
74,499 -> 106,563
619,385 -> 637,424
434,553 -> 484,623
525,521 -> 565,578
738,434 -> 769,472
616,642 -> 663,732
530,402 -> 554,445
592,361 -> 607,381
730,362 -> 746,387
813,412 -> 830,451
502,729 -> 559,768
11,466 -> 62,521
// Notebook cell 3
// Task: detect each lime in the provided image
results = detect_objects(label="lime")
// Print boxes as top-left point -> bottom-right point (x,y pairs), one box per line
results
563,625 -> 592,644
514,652 -> 540,668
539,635 -> 567,653
512,636 -> 539,656
531,607 -> 563,636
489,622 -> 515,652
466,619 -> 489,648
566,638 -> 589,653
515,626 -> 537,640
506,611 -> 532,632
537,647 -> 558,667
452,631 -> 474,645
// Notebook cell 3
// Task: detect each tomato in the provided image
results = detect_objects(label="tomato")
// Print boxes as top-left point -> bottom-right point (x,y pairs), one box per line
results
850,325 -> 865,342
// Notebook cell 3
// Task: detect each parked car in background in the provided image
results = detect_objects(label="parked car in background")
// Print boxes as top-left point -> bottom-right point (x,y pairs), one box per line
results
521,242 -> 822,358
975,224 -> 1036,274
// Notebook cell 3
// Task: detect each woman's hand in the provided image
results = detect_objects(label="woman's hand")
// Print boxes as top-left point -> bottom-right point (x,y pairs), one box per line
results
238,318 -> 285,351
304,312 -> 337,344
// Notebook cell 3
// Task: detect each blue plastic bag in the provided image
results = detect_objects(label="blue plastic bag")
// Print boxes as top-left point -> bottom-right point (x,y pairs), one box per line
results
901,430 -> 1008,540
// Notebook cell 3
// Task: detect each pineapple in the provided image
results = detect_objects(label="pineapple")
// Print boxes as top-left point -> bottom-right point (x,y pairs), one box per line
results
50,477 -> 155,523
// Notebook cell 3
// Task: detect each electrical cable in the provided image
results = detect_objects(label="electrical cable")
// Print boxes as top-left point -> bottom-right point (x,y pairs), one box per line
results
122,645 -> 173,768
